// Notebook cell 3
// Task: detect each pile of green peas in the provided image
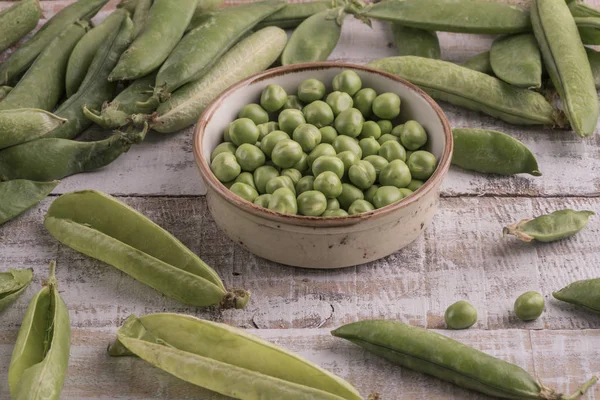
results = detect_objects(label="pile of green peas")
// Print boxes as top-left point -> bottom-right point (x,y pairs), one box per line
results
210,70 -> 438,217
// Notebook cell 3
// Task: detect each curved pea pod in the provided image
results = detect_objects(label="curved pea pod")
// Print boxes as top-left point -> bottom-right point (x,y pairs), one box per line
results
109,0 -> 197,81
503,209 -> 594,243
44,191 -> 250,308
8,261 -> 71,400
109,313 -> 362,400
452,128 -> 541,176
332,320 -> 598,399
131,0 -> 152,38
151,26 -> 287,133
391,24 -> 440,59
0,180 -> 59,226
461,51 -> 493,74
569,2 -> 600,45
0,0 -> 42,53
0,268 -> 33,312
586,47 -> 600,88
368,56 -> 557,126
0,86 -> 12,101
490,34 -> 542,89
256,0 -> 331,29
553,278 -> 600,314
0,0 -> 108,85
359,0 -> 531,34
0,109 -> 66,150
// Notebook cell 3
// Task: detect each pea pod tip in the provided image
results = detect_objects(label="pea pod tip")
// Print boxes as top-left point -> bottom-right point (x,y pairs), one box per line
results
220,289 -> 251,309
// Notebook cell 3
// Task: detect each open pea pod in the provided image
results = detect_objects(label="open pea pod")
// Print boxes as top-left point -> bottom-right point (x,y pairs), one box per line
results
8,261 -> 71,400
44,190 -> 249,308
503,209 -> 594,243
0,268 -> 33,312
0,180 -> 59,226
553,278 -> 600,314
109,313 -> 363,400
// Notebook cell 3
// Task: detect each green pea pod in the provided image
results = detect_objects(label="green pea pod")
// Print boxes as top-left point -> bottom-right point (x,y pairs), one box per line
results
0,22 -> 88,112
256,0 -> 331,29
0,109 -> 67,150
109,313 -> 362,400
109,0 -> 197,81
586,47 -> 600,88
0,180 -> 59,226
0,86 -> 12,101
503,209 -> 594,243
66,9 -> 129,97
332,320 -> 598,400
131,0 -> 152,38
281,7 -> 344,65
553,278 -> 600,314
0,268 -> 33,312
48,11 -> 134,139
452,128 -> 541,176
569,2 -> 600,45
368,56 -> 557,125
44,190 -> 250,308
490,34 -> 542,89
0,0 -> 42,53
0,0 -> 108,85
461,51 -> 493,74
391,24 -> 441,59
151,26 -> 287,133
8,261 -> 71,400
532,0 -> 598,138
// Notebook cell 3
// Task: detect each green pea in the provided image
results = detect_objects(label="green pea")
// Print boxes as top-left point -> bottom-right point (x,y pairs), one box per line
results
312,155 -> 345,179
281,168 -> 302,185
230,118 -> 260,146
363,155 -> 389,179
313,171 -> 343,198
307,143 -> 336,167
336,151 -> 360,177
234,172 -> 256,189
319,126 -> 338,144
359,137 -> 381,158
378,134 -> 400,145
379,159 -> 412,188
407,179 -> 424,191
372,92 -> 402,119
337,183 -> 364,210
278,109 -> 306,134
348,160 -> 377,190
364,184 -> 379,204
334,108 -> 364,138
332,135 -> 362,158
353,88 -> 376,118
260,84 -> 288,112
223,123 -> 232,142
326,197 -> 340,210
407,150 -> 437,180
514,291 -> 544,321
235,143 -> 265,172
359,120 -> 382,140
238,103 -> 269,125
444,300 -> 477,330
325,91 -> 354,115
292,123 -> 322,152
322,209 -> 348,217
377,120 -> 393,135
271,139 -> 303,169
257,121 -> 279,140
400,120 -> 428,150
268,187 -> 297,214
297,78 -> 326,103
211,142 -> 237,162
254,193 -> 272,208
303,100 -> 334,128
230,182 -> 259,203
296,175 -> 315,195
297,190 -> 327,216
282,94 -> 304,111
391,124 -> 404,137
399,188 -> 413,198
253,165 -> 279,194
332,70 -> 362,95
348,199 -> 375,215
261,130 -> 290,158
293,152 -> 309,173
372,186 -> 403,209
211,152 -> 241,183
265,175 -> 296,195
378,140 -> 407,162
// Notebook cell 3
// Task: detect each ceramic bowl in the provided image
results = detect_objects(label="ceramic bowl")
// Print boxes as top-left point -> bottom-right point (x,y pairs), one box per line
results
193,62 -> 452,269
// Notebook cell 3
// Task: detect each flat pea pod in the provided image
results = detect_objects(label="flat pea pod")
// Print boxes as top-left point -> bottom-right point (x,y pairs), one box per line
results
131,0 -> 152,38
368,56 -> 557,126
332,320 -> 598,399
44,191 -> 250,308
461,51 -> 493,74
553,278 -> 600,314
281,7 -> 345,65
0,109 -> 66,150
359,0 -> 531,34
0,86 -> 12,101
569,2 -> 600,45
109,0 -> 197,81
0,180 -> 59,226
8,261 -> 70,400
151,27 -> 287,133
490,34 -> 542,89
452,128 -> 541,176
0,22 -> 88,112
586,47 -> 600,88
391,24 -> 441,59
108,313 -> 362,400
0,0 -> 42,53
0,268 -> 33,312
532,0 -> 598,137
0,0 -> 108,85
503,209 -> 594,243
256,0 -> 331,29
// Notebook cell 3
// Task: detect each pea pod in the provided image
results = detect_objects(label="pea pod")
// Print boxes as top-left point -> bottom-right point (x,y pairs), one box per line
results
461,51 -> 493,74
117,0 -> 139,13
151,26 -> 287,133
553,278 -> 600,314
0,109 -> 66,150
332,320 -> 598,399
8,261 -> 71,400
0,86 -> 12,101
586,47 -> 600,88
0,0 -> 42,53
504,209 -> 594,243
44,191 -> 249,308
256,0 -> 331,29
0,268 -> 33,312
368,56 -> 557,125
0,180 -> 59,226
109,0 -> 197,81
0,0 -> 108,85
109,313 -> 362,400
391,24 -> 441,59
452,128 -> 541,176
131,0 -> 152,38
490,34 -> 542,89
569,1 -> 600,45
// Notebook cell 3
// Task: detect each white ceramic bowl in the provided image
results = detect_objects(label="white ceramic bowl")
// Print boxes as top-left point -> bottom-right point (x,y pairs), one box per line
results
193,63 -> 452,269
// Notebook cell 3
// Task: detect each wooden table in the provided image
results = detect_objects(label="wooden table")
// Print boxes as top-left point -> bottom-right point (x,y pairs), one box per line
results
1,1 -> 600,398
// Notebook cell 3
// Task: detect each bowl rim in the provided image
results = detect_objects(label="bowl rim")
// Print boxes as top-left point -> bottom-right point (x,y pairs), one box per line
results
193,62 -> 453,227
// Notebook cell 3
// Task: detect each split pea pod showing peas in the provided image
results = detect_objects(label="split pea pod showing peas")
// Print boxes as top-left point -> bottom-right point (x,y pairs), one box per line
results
256,0 -> 331,29
108,313 -> 362,400
553,278 -> 600,314
332,320 -> 598,399
368,56 -> 556,125
0,0 -> 108,85
0,108 -> 66,149
391,24 -> 441,59
0,268 -> 33,312
0,0 -> 42,53
503,209 -> 594,243
0,180 -> 59,226
461,51 -> 493,74
44,191 -> 250,308
490,34 -> 542,89
9,261 -> 70,400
